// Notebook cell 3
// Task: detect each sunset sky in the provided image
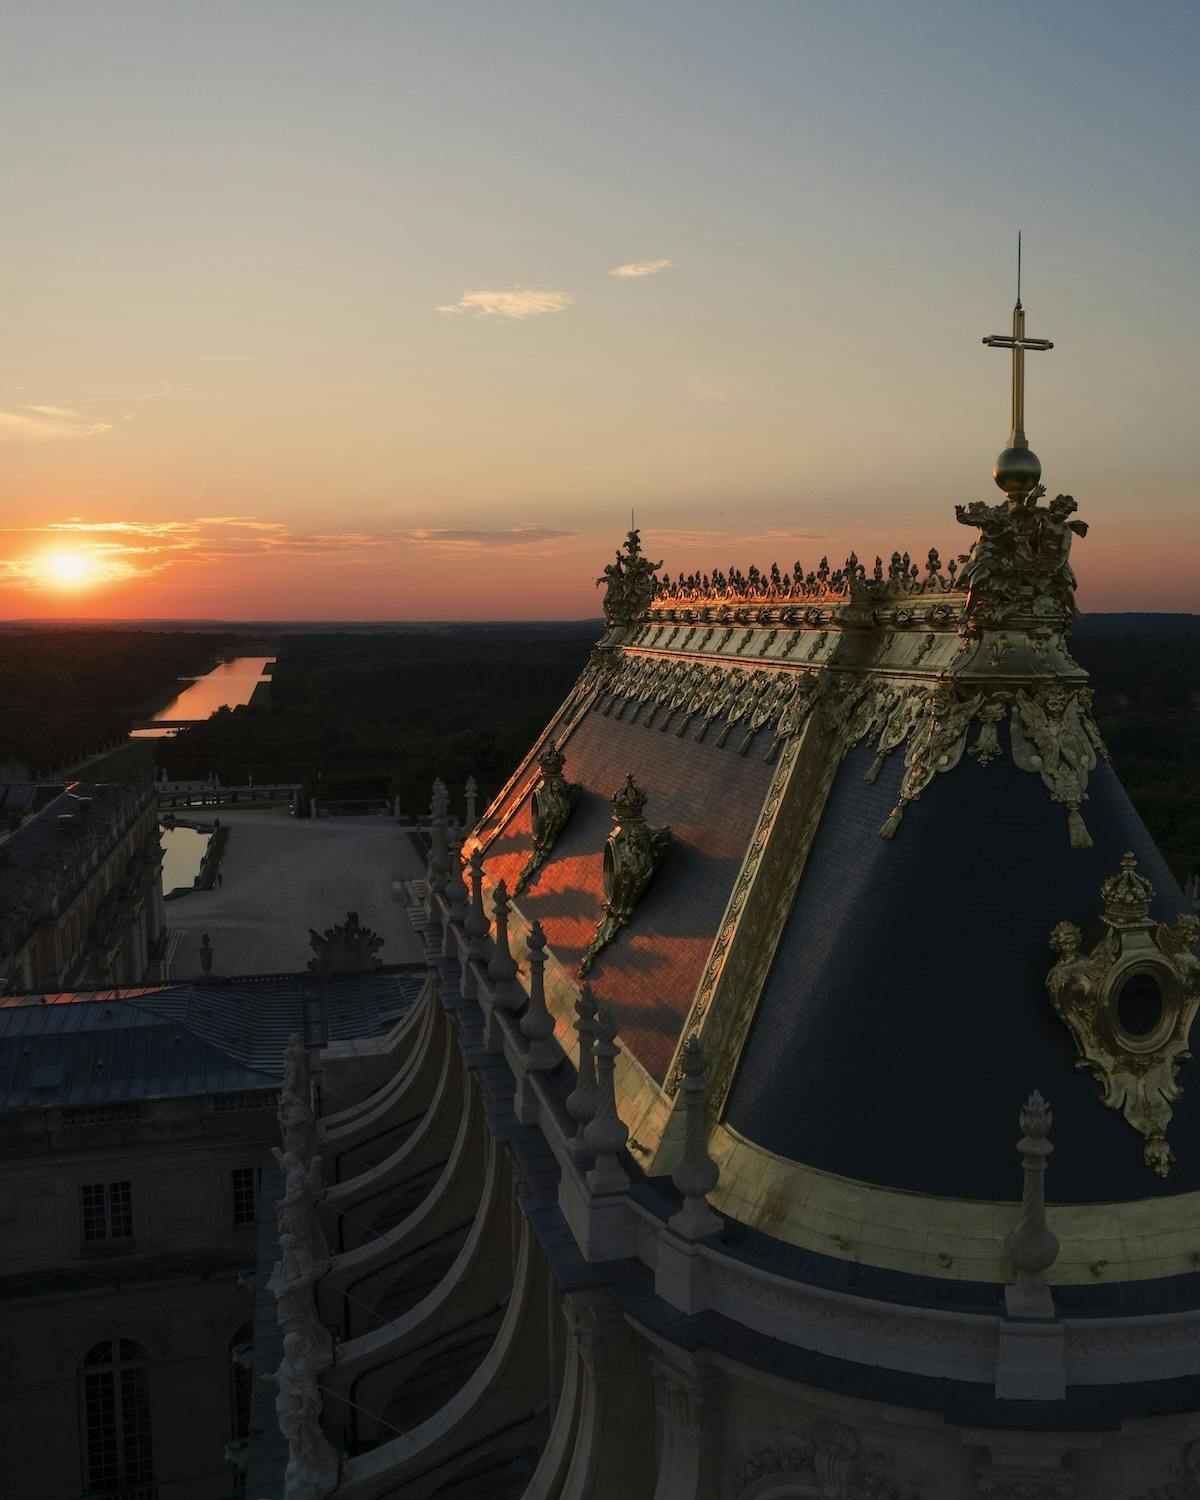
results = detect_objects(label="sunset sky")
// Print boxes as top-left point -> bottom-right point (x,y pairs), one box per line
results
2,1 -> 1198,620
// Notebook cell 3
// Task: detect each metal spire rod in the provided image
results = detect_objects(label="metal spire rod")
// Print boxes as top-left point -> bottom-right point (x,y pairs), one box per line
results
983,238 -> 1053,450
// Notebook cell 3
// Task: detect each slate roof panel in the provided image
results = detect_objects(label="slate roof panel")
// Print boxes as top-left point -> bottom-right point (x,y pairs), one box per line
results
484,707 -> 774,1081
724,735 -> 1194,1204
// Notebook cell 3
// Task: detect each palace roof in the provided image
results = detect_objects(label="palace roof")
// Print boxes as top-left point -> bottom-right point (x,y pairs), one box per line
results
468,516 -> 1199,1288
0,966 -> 425,1110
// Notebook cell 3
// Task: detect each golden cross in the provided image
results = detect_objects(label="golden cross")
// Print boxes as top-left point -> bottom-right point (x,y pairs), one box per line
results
983,298 -> 1053,449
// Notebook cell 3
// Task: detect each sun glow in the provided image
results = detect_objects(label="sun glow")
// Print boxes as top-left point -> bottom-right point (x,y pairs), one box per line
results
43,552 -> 91,586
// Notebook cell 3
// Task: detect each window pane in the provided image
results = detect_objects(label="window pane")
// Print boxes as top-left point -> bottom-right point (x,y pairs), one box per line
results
120,1366 -> 154,1484
81,1184 -> 107,1242
231,1168 -> 257,1227
108,1181 -> 133,1239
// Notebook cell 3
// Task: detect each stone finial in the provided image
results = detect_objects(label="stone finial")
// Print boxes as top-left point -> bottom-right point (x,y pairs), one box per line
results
199,931 -> 213,976
669,1035 -> 722,1240
1004,1090 -> 1059,1319
444,819 -> 469,925
566,984 -> 599,1156
464,846 -> 490,957
487,879 -> 520,1009
427,779 -> 450,901
465,776 -> 478,828
520,920 -> 558,1069
585,1007 -> 630,1193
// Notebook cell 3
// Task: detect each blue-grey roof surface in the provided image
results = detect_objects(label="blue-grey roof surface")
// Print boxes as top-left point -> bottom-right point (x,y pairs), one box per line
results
724,735 -> 1193,1204
0,965 -> 425,1110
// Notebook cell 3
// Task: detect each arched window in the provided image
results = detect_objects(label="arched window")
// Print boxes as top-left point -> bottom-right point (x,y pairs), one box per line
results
79,1340 -> 154,1496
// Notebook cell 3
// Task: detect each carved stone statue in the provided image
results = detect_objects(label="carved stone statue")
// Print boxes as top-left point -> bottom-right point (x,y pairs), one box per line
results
597,529 -> 662,628
306,911 -> 384,975
580,776 -> 670,975
264,1330 -> 340,1499
272,1148 -> 330,1269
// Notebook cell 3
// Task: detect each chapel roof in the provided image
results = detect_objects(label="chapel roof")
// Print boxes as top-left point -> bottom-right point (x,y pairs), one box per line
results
468,498 -> 1200,1280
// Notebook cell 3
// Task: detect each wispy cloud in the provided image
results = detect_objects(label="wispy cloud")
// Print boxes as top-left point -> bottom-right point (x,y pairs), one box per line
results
649,526 -> 828,551
437,288 -> 575,319
399,525 -> 576,556
609,259 -> 673,279
0,404 -> 113,443
0,515 -> 579,590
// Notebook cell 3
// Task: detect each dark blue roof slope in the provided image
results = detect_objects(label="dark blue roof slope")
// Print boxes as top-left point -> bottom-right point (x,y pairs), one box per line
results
0,966 -> 425,1110
724,734 -> 1194,1204
0,996 -> 278,1108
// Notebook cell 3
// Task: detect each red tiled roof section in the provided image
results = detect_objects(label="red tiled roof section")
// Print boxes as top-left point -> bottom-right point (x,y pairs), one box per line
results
483,710 -> 775,1081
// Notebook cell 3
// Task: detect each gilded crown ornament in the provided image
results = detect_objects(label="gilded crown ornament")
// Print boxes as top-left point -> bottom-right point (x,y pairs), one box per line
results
514,743 -> 579,896
579,775 -> 670,976
1100,851 -> 1156,928
1047,855 -> 1200,1176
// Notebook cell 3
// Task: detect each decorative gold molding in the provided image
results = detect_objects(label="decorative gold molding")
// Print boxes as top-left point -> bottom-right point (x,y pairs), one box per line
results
707,1121 -> 1200,1285
1047,854 -> 1200,1176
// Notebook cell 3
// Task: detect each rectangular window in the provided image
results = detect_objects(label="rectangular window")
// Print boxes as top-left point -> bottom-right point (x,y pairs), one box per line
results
231,1167 -> 257,1228
81,1181 -> 133,1244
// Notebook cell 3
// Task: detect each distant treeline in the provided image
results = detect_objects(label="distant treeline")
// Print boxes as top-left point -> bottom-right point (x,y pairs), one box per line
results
154,624 -> 600,814
0,631 -> 234,774
1072,614 -> 1200,872
5,615 -> 1197,872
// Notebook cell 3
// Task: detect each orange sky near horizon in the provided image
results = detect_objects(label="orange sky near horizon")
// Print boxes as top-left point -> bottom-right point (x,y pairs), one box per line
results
2,3 -> 1198,622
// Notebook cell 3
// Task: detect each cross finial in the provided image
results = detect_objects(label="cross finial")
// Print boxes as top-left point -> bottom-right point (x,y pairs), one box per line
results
982,240 -> 1054,498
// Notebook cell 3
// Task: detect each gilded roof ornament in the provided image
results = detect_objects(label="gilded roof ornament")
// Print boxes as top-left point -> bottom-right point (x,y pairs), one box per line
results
597,528 -> 662,628
514,743 -> 579,896
579,775 -> 670,976
1047,856 -> 1200,1176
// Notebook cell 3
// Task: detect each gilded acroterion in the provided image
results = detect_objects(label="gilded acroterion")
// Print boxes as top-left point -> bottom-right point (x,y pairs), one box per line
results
514,744 -> 579,896
580,775 -> 670,976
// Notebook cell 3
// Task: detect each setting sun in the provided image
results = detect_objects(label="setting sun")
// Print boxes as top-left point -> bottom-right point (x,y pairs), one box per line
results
44,552 -> 90,586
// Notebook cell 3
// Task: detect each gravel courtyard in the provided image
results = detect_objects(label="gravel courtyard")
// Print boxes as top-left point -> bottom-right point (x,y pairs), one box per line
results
167,809 -> 427,980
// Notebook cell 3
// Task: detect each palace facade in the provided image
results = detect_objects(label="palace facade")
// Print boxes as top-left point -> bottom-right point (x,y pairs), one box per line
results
0,776 -> 167,996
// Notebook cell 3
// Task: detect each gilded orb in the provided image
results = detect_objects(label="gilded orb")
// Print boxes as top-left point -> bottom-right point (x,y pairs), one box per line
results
993,444 -> 1042,498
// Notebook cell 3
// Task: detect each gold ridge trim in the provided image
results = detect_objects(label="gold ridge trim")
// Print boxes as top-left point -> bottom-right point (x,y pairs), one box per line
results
709,1123 -> 1200,1285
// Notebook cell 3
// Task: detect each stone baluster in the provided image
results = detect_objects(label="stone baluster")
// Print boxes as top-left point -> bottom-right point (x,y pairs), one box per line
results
464,847 -> 490,958
426,779 -> 450,914
486,879 -> 520,1008
585,1007 -> 629,1192
1004,1090 -> 1059,1319
566,985 -> 599,1157
520,919 -> 558,1069
465,775 -> 478,829
444,819 -> 469,929
668,1035 -> 721,1239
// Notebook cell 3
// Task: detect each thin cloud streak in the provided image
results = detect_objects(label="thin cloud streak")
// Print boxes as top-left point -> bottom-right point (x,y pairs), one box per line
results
0,515 -> 579,590
609,259 -> 673,278
0,404 -> 113,443
437,288 -> 575,319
